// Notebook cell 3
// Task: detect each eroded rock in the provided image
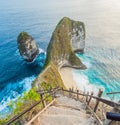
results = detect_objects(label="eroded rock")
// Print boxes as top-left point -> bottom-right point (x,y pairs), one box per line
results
17,32 -> 39,62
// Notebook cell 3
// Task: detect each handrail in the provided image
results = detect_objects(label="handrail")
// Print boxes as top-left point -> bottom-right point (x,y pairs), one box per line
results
26,99 -> 56,125
36,87 -> 60,94
60,88 -> 120,125
5,88 -> 59,125
5,87 -> 120,125
5,98 -> 46,125
106,92 -> 120,95
61,88 -> 120,109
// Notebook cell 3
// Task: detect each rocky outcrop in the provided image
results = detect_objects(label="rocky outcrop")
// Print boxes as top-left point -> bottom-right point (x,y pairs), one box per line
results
45,17 -> 86,69
71,20 -> 85,53
34,63 -> 64,91
17,32 -> 39,62
34,17 -> 86,92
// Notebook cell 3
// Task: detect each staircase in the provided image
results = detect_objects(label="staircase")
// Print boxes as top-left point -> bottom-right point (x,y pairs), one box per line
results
36,95 -> 96,125
5,88 -> 120,125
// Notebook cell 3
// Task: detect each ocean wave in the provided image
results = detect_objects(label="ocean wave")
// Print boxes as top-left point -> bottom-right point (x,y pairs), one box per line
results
73,52 -> 120,101
72,71 -> 100,95
0,75 -> 36,117
38,48 -> 45,54
15,47 -> 46,60
76,53 -> 92,68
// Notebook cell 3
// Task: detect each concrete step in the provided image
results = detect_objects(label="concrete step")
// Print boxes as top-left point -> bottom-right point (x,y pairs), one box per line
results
43,105 -> 86,117
34,95 -> 96,125
39,114 -> 94,125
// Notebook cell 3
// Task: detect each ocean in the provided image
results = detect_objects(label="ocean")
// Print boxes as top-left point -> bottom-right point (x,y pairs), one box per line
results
0,0 -> 120,116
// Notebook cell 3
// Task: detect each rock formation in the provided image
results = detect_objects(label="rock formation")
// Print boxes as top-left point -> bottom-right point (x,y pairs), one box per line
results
45,17 -> 86,69
71,20 -> 85,53
17,32 -> 39,62
34,17 -> 86,92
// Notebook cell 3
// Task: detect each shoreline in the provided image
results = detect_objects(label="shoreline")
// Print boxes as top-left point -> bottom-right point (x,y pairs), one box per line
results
60,67 -> 119,101
59,67 -> 78,90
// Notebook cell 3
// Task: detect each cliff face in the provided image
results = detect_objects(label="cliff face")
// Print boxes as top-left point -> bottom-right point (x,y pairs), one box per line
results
17,32 -> 39,62
71,20 -> 85,53
34,63 -> 64,91
45,17 -> 86,69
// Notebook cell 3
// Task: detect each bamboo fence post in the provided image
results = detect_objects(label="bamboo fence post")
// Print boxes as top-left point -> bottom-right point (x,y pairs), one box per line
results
87,91 -> 94,106
94,88 -> 103,112
77,90 -> 79,100
40,93 -> 46,108
82,91 -> 85,102
69,88 -> 71,97
61,87 -> 64,95
51,89 -> 55,100
86,92 -> 89,103
71,87 -> 73,98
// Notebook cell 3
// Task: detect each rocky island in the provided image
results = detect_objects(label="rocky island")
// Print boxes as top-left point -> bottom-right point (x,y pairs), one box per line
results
17,32 -> 39,62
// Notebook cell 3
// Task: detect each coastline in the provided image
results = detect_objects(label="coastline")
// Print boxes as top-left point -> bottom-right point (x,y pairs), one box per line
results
59,67 -> 78,90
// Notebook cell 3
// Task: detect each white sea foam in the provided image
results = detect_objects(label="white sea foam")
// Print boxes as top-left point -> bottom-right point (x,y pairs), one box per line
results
0,75 -> 36,117
39,48 -> 45,54
82,60 -> 91,69
73,71 -> 100,96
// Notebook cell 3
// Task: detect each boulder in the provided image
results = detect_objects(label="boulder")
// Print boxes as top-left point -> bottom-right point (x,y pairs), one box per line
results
17,32 -> 39,62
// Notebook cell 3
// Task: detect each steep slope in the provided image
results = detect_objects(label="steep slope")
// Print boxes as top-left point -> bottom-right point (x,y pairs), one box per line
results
34,63 -> 65,90
45,17 -> 86,69
34,17 -> 86,92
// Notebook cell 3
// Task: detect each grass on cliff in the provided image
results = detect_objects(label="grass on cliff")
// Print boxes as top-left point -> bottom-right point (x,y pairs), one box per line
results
45,17 -> 84,67
69,52 -> 82,66
17,32 -> 30,43
39,64 -> 65,89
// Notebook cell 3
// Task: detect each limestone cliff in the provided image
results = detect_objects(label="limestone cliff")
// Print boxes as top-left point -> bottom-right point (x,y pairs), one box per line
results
17,32 -> 39,62
34,17 -> 86,91
34,63 -> 64,91
45,17 -> 86,69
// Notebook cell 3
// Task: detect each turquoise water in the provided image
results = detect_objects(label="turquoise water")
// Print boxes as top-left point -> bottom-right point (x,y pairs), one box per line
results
0,0 -> 120,116
73,47 -> 120,101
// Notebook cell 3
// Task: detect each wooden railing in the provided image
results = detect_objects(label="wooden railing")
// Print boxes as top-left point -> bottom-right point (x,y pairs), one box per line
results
60,88 -> 120,125
106,92 -> 120,95
61,88 -> 120,109
5,87 -> 120,125
4,88 -> 60,125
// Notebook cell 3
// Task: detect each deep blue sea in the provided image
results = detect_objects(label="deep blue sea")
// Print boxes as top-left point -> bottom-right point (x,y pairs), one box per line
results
0,0 -> 120,116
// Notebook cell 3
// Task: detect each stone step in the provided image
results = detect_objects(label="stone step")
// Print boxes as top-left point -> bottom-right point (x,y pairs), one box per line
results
38,114 -> 93,125
55,95 -> 84,108
43,105 -> 86,116
33,95 -> 96,125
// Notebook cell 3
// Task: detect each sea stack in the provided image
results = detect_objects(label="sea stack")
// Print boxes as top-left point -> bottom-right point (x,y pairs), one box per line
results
17,32 -> 39,62
45,17 -> 86,69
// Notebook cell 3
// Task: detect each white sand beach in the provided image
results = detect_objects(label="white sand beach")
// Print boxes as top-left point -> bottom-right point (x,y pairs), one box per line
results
59,67 -> 78,90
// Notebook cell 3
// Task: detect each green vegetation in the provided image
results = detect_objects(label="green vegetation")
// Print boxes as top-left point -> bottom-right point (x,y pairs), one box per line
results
11,88 -> 40,115
86,107 -> 91,114
45,17 -> 84,67
0,17 -> 86,124
69,52 -> 82,66
34,63 -> 65,90
17,32 -> 30,43
0,88 -> 40,124
0,87 -> 53,124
